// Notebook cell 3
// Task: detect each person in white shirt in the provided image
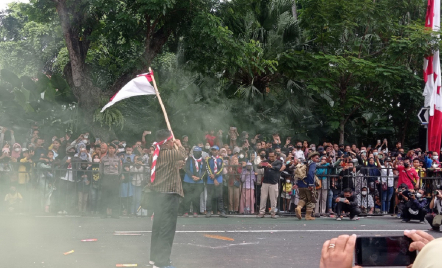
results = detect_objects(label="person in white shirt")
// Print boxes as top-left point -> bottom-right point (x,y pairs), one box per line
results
294,141 -> 305,161
425,189 -> 442,231
377,157 -> 395,215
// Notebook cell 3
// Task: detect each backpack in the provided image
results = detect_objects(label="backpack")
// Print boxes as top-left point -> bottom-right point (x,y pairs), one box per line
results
296,163 -> 321,189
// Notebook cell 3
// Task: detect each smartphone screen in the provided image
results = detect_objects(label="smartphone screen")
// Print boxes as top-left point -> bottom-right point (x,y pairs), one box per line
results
355,236 -> 416,267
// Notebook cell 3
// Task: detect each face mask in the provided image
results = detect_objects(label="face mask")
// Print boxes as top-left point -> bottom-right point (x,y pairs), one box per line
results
118,148 -> 124,152
260,154 -> 266,158
433,164 -> 438,168
205,146 -> 210,150
84,135 -> 88,139
373,152 -> 378,156
362,191 -> 367,195
68,151 -> 75,156
221,152 -> 227,157
81,165 -> 87,170
82,140 -> 88,144
122,143 -> 126,147
193,152 -> 202,159
286,180 -> 291,183
404,163 -> 410,168
312,147 -> 316,151
14,148 -> 20,152
246,166 -> 252,171
416,193 -> 422,198
286,161 -> 291,165
297,145 -> 302,149
239,154 -> 244,159
378,155 -> 383,159
93,159 -> 100,163
433,155 -> 439,160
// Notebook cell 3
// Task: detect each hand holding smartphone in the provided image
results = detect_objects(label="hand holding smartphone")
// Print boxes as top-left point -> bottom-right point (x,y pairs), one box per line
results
355,236 -> 416,266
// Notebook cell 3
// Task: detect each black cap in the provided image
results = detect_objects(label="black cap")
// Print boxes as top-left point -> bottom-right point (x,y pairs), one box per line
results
108,143 -> 117,149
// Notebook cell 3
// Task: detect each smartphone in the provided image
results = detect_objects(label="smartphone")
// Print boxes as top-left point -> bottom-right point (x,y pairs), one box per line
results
355,236 -> 416,267
338,198 -> 346,202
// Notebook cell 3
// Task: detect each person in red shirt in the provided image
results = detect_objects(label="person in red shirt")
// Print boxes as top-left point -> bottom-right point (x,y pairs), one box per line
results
205,130 -> 216,147
394,159 -> 419,190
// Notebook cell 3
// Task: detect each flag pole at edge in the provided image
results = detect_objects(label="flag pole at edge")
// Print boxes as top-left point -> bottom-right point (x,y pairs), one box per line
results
148,67 -> 175,140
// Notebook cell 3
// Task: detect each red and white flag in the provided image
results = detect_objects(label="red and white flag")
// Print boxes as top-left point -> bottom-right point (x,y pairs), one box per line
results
423,0 -> 442,152
101,72 -> 156,112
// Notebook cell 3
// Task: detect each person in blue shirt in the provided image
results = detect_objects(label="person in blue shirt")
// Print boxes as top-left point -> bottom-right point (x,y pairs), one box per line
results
205,145 -> 227,218
295,151 -> 319,221
123,146 -> 135,163
182,147 -> 206,217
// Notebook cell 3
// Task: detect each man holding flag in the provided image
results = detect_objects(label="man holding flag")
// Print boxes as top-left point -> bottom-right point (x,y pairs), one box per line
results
148,129 -> 186,268
101,70 -> 185,268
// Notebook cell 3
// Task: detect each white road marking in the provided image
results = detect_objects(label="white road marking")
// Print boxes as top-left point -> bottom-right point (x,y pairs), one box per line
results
174,242 -> 259,249
114,230 -> 424,233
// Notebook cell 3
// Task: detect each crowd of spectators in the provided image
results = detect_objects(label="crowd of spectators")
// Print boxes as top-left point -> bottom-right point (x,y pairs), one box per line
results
0,125 -> 441,230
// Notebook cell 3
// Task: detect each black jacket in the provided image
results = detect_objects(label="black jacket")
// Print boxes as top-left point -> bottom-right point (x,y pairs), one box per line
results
337,193 -> 358,207
339,169 -> 355,190
260,160 -> 283,185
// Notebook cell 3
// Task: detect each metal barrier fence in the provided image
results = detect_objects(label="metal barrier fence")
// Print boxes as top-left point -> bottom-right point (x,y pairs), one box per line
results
0,162 -> 150,216
1,162 -> 441,217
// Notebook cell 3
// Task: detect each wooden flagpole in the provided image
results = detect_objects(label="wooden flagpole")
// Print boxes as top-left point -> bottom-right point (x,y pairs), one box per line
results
148,67 -> 175,140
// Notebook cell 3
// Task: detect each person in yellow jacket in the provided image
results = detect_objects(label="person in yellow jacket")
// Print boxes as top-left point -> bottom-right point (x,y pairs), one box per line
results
18,149 -> 34,190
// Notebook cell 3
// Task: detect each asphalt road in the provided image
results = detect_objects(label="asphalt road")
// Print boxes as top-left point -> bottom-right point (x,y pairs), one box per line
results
2,214 -> 441,268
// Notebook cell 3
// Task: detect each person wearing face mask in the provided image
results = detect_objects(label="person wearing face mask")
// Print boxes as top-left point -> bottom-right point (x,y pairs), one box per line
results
315,156 -> 331,217
204,142 -> 211,153
75,146 -> 92,162
10,143 -> 22,160
130,157 -> 147,216
394,158 -> 419,190
227,156 -> 241,214
77,160 -> 91,215
377,157 -> 395,215
204,145 -> 228,218
239,162 -> 256,214
356,186 -> 374,214
55,145 -> 80,215
401,189 -> 427,224
182,147 -> 206,217
254,149 -> 266,211
423,150 -> 438,169
257,150 -> 282,219
425,189 -> 442,231
100,143 -> 122,218
294,141 -> 306,161
89,154 -> 101,215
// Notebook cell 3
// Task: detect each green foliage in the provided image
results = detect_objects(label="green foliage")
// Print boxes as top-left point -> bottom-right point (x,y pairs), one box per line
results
0,68 -> 77,140
0,0 -> 438,148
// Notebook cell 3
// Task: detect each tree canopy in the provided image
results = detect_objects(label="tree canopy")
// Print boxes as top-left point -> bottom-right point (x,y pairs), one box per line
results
0,0 -> 439,147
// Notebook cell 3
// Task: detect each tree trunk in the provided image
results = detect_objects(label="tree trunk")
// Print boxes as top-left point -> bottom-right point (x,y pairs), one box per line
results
55,0 -> 107,138
339,120 -> 345,145
292,1 -> 298,20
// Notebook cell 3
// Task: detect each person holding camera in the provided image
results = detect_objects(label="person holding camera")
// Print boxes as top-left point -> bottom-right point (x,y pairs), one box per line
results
425,189 -> 442,231
395,183 -> 410,219
394,158 -> 419,191
401,188 -> 427,223
335,188 -> 361,221
257,150 -> 282,219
